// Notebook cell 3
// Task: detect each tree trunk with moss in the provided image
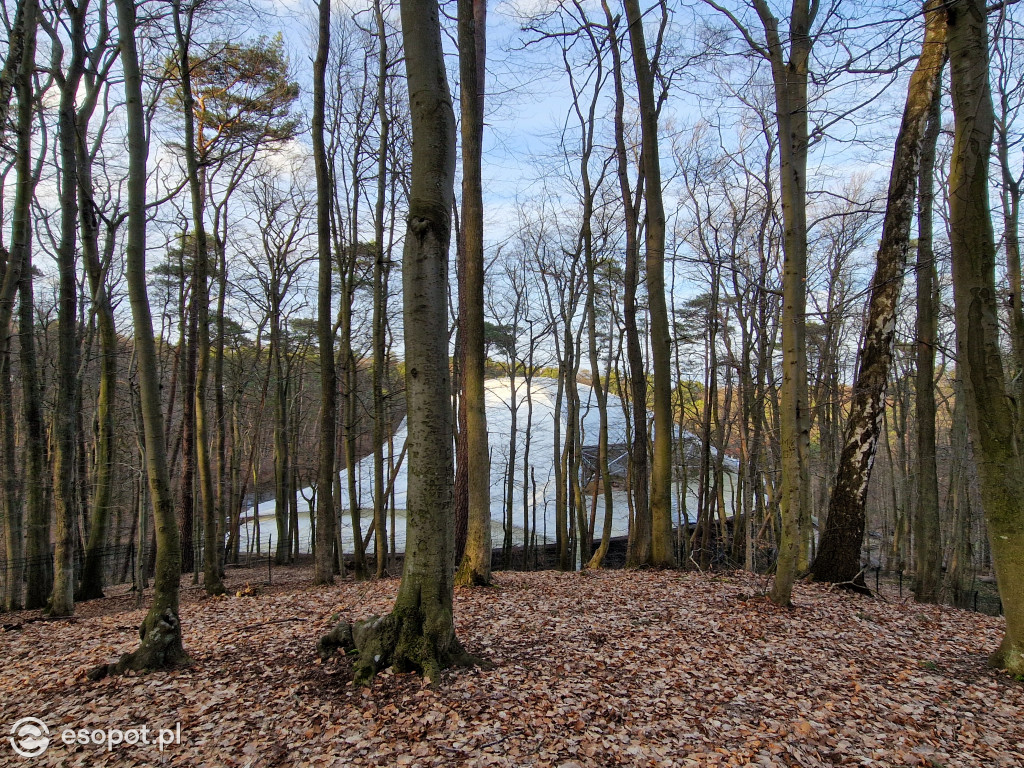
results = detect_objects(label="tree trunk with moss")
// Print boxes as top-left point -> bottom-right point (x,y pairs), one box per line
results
601,2 -> 648,569
1,0 -> 38,612
20,226 -> 49,609
95,0 -> 189,676
753,0 -> 813,606
48,0 -> 90,617
313,0 -> 336,586
318,0 -> 472,684
76,34 -> 119,601
623,0 -> 674,568
913,89 -> 942,604
171,0 -> 223,596
454,0 -> 491,588
17,0 -> 48,605
946,0 -> 1024,675
809,1 -> 946,590
372,0 -> 392,579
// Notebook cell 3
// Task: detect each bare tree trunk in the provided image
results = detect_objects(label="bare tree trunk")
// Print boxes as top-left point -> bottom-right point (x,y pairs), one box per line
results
372,0 -> 392,579
318,0 -> 473,683
623,0 -> 674,568
170,0 -> 223,596
913,87 -> 942,604
97,0 -> 188,675
77,38 -> 119,601
455,0 -> 491,587
944,376 -> 975,606
585,263 -> 615,569
754,0 -> 813,607
20,225 -> 49,609
313,0 -> 336,586
1,0 -> 38,612
994,11 -> 1024,425
809,1 -> 946,590
49,0 -> 90,616
946,0 -> 1024,675
602,1 -> 647,568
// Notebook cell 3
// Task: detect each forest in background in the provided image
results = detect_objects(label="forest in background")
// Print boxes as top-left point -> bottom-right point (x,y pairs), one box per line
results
2,0 -> 1024,680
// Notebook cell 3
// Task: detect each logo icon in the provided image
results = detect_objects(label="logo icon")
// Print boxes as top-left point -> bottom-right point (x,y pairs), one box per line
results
9,718 -> 49,758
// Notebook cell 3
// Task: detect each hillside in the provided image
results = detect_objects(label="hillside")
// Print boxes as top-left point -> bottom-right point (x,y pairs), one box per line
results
1,567 -> 1020,767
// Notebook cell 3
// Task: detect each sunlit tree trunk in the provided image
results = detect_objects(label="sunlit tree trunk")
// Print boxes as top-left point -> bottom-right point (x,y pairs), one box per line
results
605,0 -> 648,568
623,0 -> 674,568
98,0 -> 187,675
171,0 -> 223,595
372,0 -> 392,579
946,0 -> 1024,675
318,0 -> 473,683
313,0 -> 336,586
455,0 -> 492,587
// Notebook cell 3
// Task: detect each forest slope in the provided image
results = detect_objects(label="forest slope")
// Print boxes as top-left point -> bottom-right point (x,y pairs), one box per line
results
0,568 -> 1020,767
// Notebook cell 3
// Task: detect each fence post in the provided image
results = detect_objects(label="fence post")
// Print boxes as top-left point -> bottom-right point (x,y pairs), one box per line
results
268,536 -> 272,585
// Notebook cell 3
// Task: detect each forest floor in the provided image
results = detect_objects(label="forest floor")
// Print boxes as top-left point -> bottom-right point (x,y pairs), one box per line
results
0,566 -> 1021,768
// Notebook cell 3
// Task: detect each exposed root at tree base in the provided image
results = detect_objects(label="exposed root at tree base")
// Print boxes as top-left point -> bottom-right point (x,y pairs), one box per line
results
829,578 -> 873,597
454,562 -> 491,588
87,607 -> 191,680
989,638 -> 1024,676
806,569 -> 873,597
318,609 -> 485,686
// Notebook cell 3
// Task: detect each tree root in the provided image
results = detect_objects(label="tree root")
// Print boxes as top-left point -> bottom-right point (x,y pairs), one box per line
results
454,559 -> 490,588
87,608 -> 190,681
317,610 -> 485,686
823,568 -> 873,597
989,638 -> 1024,676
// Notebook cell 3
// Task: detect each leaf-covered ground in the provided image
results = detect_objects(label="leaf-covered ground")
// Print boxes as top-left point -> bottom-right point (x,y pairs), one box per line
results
1,567 -> 1021,767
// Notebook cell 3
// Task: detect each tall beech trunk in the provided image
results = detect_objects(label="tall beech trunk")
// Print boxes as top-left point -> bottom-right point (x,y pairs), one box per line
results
946,0 -> 1024,675
318,0 -> 473,683
585,266 -> 615,569
913,91 -> 942,604
97,0 -> 188,675
313,0 -> 336,586
809,1 -> 946,589
601,1 -> 648,568
372,0 -> 391,579
272,303 -> 291,565
171,0 -> 223,596
50,0 -> 90,617
751,0 -> 814,607
20,229 -> 49,609
17,0 -> 47,605
454,0 -> 491,587
178,265 -> 197,574
1,0 -> 37,611
944,377 -> 975,606
623,0 -> 674,568
77,36 -> 119,601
